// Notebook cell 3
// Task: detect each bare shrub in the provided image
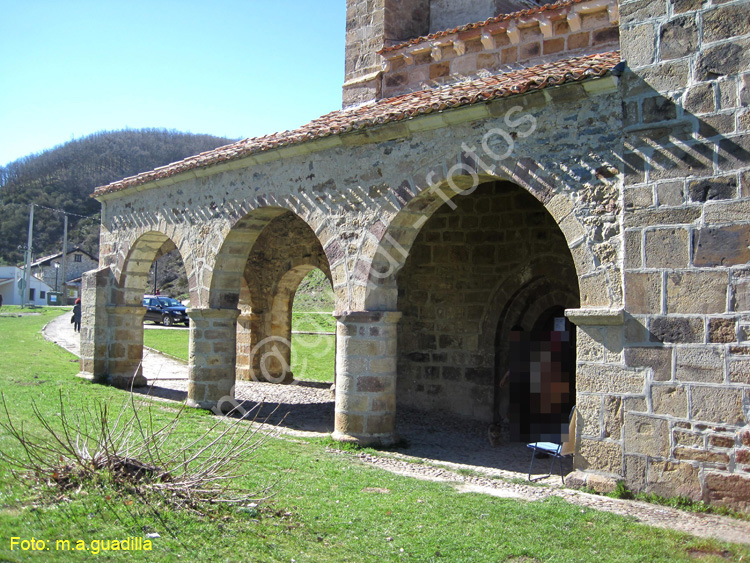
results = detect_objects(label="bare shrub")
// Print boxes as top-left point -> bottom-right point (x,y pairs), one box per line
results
0,389 -> 278,511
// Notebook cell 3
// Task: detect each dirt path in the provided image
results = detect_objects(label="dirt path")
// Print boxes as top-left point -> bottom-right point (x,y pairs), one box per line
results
42,310 -> 750,546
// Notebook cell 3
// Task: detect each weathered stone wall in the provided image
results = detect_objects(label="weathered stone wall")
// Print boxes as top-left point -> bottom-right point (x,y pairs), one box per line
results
609,0 -> 750,509
382,0 -> 620,98
397,181 -> 579,421
34,251 -> 98,289
429,0 -> 496,33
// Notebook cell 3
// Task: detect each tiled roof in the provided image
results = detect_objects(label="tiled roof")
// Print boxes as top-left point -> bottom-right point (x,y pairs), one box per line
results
378,0 -> 588,54
93,50 -> 620,197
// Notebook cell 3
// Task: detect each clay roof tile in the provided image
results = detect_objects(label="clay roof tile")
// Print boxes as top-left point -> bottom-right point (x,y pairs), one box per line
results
93,50 -> 620,197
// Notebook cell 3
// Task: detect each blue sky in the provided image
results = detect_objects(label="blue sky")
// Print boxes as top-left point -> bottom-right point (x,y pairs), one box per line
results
0,1 -> 345,167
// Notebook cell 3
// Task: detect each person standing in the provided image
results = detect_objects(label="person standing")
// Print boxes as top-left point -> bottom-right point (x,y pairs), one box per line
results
72,298 -> 82,333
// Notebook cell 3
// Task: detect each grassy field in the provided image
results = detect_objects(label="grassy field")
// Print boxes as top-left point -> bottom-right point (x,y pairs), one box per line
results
144,313 -> 336,382
0,307 -> 747,562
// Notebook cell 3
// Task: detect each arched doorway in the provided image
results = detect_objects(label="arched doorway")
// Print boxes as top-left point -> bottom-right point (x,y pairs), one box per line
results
395,180 -> 580,441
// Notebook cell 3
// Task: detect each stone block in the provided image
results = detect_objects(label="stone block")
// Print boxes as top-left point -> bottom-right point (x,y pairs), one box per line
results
728,358 -> 750,384
673,429 -> 703,448
626,272 -> 663,316
577,438 -> 623,474
334,412 -> 365,436
704,199 -> 750,224
644,227 -> 690,268
656,181 -> 684,206
651,384 -> 687,418
666,271 -> 727,314
576,363 -> 646,394
718,134 -> 750,175
624,413 -> 670,457
691,386 -> 745,425
624,186 -> 653,210
703,472 -> 750,511
624,454 -> 648,490
586,473 -> 618,493
577,394 -> 602,437
649,141 -> 714,180
671,0 -> 702,12
624,347 -> 673,381
709,434 -> 736,449
698,113 -> 736,138
696,38 -> 750,82
620,23 -> 655,68
620,0 -> 666,24
675,347 -> 724,383
709,318 -> 736,344
687,176 -> 737,202
642,95 -> 677,123
356,375 -> 393,393
703,4 -> 750,44
659,15 -> 698,61
646,460 -> 701,500
693,225 -> 750,267
603,395 -> 624,439
365,413 -> 395,435
637,60 -> 692,95
650,316 -> 703,344
718,79 -> 738,110
627,207 -> 701,229
623,230 -> 642,269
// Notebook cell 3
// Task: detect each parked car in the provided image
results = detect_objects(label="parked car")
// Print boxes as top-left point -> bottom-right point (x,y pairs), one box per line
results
142,295 -> 189,326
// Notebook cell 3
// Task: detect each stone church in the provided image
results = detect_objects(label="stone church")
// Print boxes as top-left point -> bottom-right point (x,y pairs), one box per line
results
81,0 -> 750,509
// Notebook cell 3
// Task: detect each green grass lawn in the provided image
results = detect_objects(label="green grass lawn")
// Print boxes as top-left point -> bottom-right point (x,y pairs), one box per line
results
144,315 -> 336,382
0,307 -> 747,562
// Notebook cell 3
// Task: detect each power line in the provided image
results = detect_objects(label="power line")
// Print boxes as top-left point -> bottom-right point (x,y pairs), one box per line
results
30,203 -> 99,220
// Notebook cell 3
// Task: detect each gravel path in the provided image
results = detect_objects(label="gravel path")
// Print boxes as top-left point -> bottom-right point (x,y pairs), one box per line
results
43,311 -> 750,546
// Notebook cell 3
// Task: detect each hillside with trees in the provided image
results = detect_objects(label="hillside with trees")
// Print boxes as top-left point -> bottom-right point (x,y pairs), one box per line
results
0,128 -> 236,266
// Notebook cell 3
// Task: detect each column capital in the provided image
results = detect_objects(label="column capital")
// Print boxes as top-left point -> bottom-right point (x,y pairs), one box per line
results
187,307 -> 241,322
105,305 -> 146,316
333,310 -> 402,324
565,307 -> 624,326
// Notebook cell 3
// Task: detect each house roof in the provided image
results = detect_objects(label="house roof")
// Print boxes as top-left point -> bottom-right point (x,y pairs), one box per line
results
93,50 -> 620,198
378,0 -> 590,55
30,246 -> 98,268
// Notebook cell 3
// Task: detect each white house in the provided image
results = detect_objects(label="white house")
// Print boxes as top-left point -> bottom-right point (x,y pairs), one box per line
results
0,266 -> 54,307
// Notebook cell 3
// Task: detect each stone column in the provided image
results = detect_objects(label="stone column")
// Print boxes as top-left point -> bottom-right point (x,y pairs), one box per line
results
187,308 -> 240,411
105,305 -> 148,389
236,311 -> 260,381
332,311 -> 401,446
78,268 -> 112,383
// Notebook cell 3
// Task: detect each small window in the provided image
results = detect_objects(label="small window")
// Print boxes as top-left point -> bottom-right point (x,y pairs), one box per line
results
74,254 -> 82,262
29,288 -> 35,300
40,291 -> 46,299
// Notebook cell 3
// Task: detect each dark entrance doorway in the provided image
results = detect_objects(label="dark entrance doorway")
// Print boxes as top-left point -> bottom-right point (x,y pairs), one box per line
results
507,306 -> 575,442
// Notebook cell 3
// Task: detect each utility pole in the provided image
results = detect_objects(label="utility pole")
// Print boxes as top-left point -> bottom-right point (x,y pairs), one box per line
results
60,214 -> 68,304
153,260 -> 158,294
22,204 -> 34,307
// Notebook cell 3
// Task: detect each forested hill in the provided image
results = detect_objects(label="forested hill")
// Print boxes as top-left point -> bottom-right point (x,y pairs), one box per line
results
0,129 -> 236,265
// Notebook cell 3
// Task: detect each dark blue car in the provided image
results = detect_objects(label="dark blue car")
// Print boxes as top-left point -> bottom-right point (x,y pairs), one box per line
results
142,295 -> 189,326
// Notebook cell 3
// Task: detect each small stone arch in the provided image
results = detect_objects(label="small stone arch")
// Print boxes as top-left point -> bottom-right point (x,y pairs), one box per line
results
114,228 -> 196,306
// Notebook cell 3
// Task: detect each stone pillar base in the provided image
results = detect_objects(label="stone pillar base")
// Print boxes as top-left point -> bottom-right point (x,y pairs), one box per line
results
564,470 -> 620,493
333,310 -> 401,446
187,308 -> 240,413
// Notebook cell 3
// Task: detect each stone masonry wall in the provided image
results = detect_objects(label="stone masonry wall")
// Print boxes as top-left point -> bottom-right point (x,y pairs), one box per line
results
382,0 -> 620,98
397,181 -> 579,421
616,0 -> 750,509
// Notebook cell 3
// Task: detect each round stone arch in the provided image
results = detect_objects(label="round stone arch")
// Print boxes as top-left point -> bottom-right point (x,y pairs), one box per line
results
361,168 -> 613,311
115,228 -> 196,306
208,206 -> 332,311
